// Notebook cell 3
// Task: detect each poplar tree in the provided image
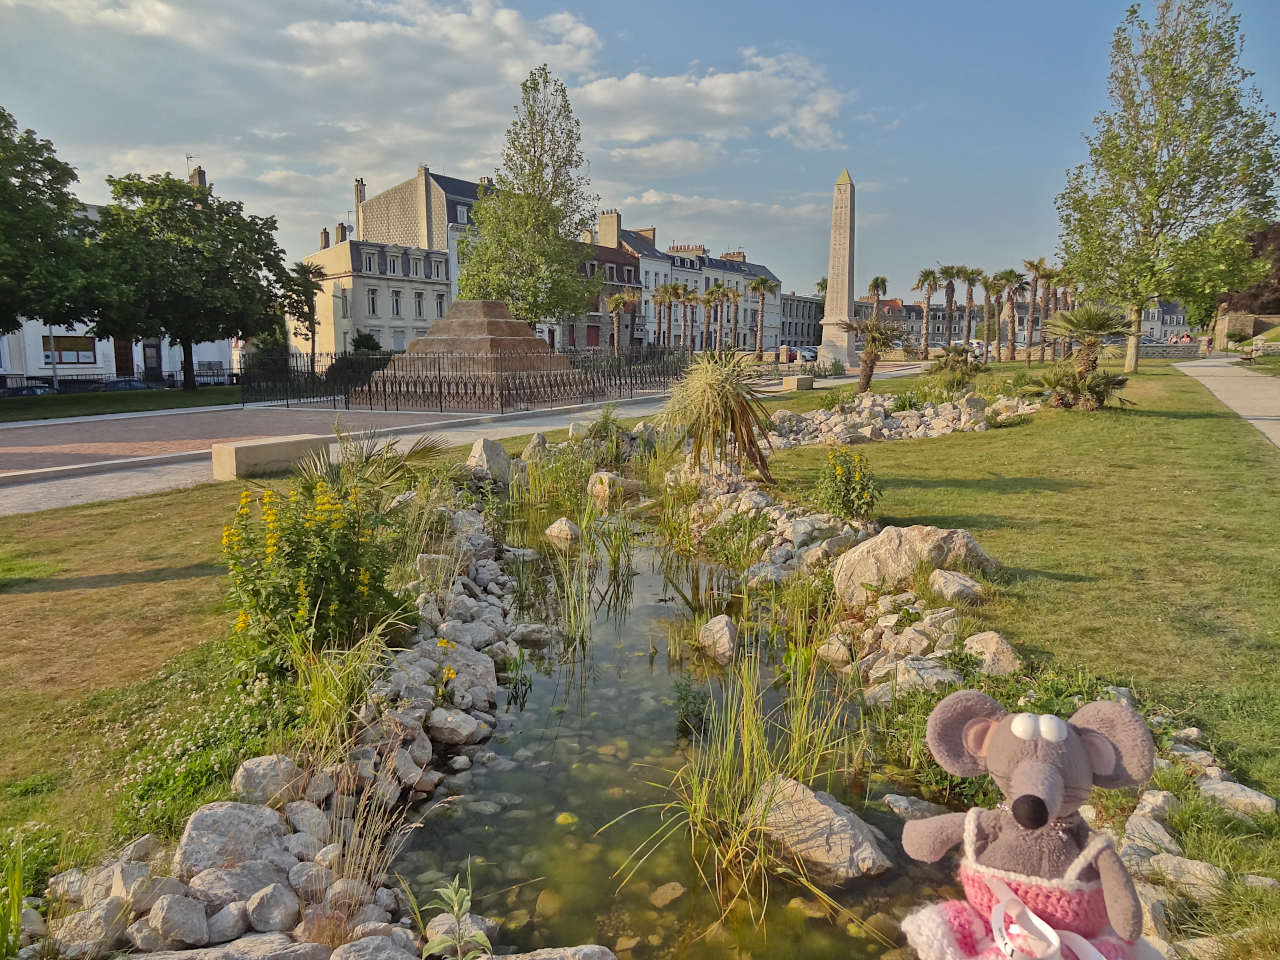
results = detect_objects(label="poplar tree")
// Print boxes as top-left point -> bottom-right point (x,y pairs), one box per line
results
459,65 -> 599,326
1056,0 -> 1277,370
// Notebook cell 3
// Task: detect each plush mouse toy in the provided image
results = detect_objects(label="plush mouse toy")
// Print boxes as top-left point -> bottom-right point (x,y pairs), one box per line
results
900,690 -> 1155,960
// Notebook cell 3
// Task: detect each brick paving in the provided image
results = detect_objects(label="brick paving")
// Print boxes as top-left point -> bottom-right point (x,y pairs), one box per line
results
0,406 -> 456,472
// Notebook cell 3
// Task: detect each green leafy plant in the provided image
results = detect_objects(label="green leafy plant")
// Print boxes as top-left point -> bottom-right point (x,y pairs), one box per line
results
223,482 -> 405,672
891,379 -> 956,412
1047,305 -> 1129,374
1029,361 -> 1132,410
672,675 -> 711,733
812,448 -> 880,522
700,512 -> 770,573
418,870 -> 492,960
662,352 -> 776,483
0,836 -> 24,960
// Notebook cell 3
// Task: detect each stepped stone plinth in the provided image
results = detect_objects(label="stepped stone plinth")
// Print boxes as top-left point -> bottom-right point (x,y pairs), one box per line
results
402,300 -> 568,371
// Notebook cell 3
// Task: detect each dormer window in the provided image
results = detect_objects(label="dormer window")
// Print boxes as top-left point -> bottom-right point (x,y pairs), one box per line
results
363,251 -> 376,273
607,264 -> 616,281
624,266 -> 633,283
387,254 -> 398,276
411,258 -> 422,277
457,205 -> 469,224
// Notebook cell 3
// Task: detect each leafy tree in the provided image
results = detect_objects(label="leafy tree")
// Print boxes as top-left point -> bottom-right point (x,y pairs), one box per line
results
1056,0 -> 1278,371
1221,222 -> 1280,314
93,173 -> 285,390
0,107 -> 98,336
281,260 -> 327,372
351,330 -> 382,352
458,65 -> 598,326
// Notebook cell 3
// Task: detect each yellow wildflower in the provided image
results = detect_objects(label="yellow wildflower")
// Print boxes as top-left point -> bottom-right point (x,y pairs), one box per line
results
233,610 -> 251,633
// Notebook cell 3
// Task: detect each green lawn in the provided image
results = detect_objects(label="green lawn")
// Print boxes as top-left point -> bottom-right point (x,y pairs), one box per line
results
1249,355 -> 1280,378
772,362 -> 1280,795
0,384 -> 242,422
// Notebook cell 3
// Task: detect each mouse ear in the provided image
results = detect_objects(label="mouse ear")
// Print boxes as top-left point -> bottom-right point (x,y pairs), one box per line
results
1069,700 -> 1154,789
926,690 -> 1007,777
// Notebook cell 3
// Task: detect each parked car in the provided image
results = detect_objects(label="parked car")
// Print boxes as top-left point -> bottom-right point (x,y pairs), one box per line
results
797,346 -> 818,362
90,378 -> 155,392
3,384 -> 56,397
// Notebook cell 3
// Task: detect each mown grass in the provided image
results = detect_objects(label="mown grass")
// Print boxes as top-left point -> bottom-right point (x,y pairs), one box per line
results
0,384 -> 242,422
1248,355 -> 1280,377
772,362 -> 1280,799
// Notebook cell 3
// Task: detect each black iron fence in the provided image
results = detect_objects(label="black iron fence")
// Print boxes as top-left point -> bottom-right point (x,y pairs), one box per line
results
241,349 -> 690,414
0,367 -> 235,396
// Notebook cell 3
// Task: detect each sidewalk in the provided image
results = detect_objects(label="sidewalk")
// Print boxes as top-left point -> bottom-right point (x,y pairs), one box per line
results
0,365 -> 924,517
1175,357 -> 1280,449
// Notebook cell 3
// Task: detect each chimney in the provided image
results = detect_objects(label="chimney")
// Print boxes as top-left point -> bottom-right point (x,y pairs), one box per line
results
579,228 -> 596,244
336,222 -> 348,243
188,165 -> 207,189
353,178 -> 366,239
478,176 -> 494,188
635,226 -> 655,242
721,250 -> 746,262
320,227 -> 330,250
598,209 -> 621,249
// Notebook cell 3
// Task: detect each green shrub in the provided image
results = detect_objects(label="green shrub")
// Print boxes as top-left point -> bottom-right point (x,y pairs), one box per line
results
700,511 -> 771,571
819,383 -> 860,410
812,448 -> 881,522
223,483 -> 403,672
891,378 -> 956,412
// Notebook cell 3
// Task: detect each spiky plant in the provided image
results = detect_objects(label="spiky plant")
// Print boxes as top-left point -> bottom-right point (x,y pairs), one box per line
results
1048,305 -> 1130,374
662,352 -> 775,482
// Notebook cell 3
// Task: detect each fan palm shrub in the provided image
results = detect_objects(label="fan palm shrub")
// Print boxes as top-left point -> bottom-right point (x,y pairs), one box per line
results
1047,305 -> 1130,374
662,351 -> 775,482
1028,361 -> 1131,410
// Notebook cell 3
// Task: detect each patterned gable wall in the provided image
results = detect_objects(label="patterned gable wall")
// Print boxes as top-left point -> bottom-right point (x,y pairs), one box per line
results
358,178 -> 425,247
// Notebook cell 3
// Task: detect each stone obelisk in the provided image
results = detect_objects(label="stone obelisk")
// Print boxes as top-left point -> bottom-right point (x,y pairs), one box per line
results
818,169 -> 856,366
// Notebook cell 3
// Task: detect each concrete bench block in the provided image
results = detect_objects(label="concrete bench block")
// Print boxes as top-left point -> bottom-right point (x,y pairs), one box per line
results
782,375 -> 814,392
212,434 -> 331,481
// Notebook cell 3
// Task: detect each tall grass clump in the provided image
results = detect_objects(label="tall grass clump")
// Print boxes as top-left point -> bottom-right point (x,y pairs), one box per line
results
0,839 -> 24,960
610,656 -> 862,920
662,352 -> 775,483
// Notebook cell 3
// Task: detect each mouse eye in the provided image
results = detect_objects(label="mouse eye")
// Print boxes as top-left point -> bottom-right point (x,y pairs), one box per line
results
1039,715 -> 1068,743
1011,713 -> 1038,740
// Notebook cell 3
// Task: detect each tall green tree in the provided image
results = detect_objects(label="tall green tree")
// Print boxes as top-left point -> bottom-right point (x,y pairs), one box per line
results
94,173 -> 285,390
458,65 -> 599,326
1056,0 -> 1278,371
0,107 -> 98,337
281,260 -> 327,372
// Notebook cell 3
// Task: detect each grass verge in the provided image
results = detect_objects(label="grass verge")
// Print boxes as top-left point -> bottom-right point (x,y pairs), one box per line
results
0,384 -> 243,422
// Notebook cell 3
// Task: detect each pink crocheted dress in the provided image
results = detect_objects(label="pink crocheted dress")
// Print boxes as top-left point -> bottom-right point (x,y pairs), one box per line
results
901,808 -> 1135,960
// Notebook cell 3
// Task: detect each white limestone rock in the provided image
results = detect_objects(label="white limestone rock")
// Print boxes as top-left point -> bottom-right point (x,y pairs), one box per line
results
697,615 -> 738,665
172,803 -> 289,880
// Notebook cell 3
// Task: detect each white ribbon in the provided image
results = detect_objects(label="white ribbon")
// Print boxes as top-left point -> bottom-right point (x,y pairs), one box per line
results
985,876 -> 1109,960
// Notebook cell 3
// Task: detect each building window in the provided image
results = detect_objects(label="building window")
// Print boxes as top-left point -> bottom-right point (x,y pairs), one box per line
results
606,263 -> 616,282
388,255 -> 398,276
391,290 -> 402,317
411,258 -> 422,277
413,327 -> 428,338
363,251 -> 375,272
367,288 -> 378,316
340,289 -> 349,319
366,327 -> 383,347
392,329 -> 406,351
457,205 -> 469,224
433,260 -> 441,279
414,291 -> 425,318
42,335 -> 96,365
643,270 -> 649,289
624,266 -> 633,283
436,293 -> 446,318
586,325 -> 600,348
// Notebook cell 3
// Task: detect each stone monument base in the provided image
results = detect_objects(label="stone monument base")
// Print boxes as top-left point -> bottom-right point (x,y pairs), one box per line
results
396,299 -> 569,371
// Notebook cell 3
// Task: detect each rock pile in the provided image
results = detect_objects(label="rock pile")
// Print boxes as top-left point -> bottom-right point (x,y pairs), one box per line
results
35,505 -> 614,960
767,392 -> 1038,449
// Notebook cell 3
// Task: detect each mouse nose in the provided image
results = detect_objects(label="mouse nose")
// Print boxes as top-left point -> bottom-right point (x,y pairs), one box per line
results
1012,794 -> 1049,829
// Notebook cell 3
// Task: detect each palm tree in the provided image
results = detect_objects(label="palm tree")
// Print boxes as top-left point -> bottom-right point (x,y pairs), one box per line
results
912,268 -> 941,359
959,266 -> 982,346
976,271 -> 995,362
939,265 -> 961,348
999,270 -> 1029,361
680,283 -> 696,351
724,286 -> 743,352
866,276 -> 888,319
282,260 -> 328,373
1038,266 -> 1057,362
708,282 -> 728,350
606,290 -> 637,357
1022,257 -> 1048,367
651,284 -> 670,348
816,276 -> 827,307
749,275 -> 780,361
1048,305 -> 1130,375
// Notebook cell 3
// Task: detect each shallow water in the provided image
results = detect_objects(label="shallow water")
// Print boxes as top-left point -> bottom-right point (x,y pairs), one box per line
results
397,542 -> 955,958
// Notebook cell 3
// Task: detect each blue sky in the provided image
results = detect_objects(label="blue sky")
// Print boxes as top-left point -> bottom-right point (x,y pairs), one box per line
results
1,0 -> 1276,301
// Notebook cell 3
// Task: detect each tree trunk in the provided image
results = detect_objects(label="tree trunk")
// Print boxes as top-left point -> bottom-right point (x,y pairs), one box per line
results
859,347 -> 877,392
1025,277 -> 1038,368
731,302 -> 739,352
664,303 -> 671,348
1124,303 -> 1141,372
612,312 -> 621,357
181,339 -> 197,390
919,293 -> 931,359
681,303 -> 689,351
1003,299 -> 1016,362
754,295 -> 765,360
983,293 -> 993,361
1038,285 -> 1051,362
964,288 -> 974,345
714,303 -> 722,350
702,305 -> 712,352
309,321 -> 317,375
995,293 -> 1004,363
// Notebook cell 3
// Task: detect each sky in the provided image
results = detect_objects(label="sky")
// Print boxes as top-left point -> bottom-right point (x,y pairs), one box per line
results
2,0 -> 1277,302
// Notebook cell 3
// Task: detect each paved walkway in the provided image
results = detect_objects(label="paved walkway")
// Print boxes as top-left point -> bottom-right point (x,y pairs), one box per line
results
0,365 -> 925,517
1176,357 -> 1280,449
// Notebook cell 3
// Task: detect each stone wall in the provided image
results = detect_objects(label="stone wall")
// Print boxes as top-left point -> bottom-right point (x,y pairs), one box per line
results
1137,344 -> 1200,359
1215,312 -> 1280,350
